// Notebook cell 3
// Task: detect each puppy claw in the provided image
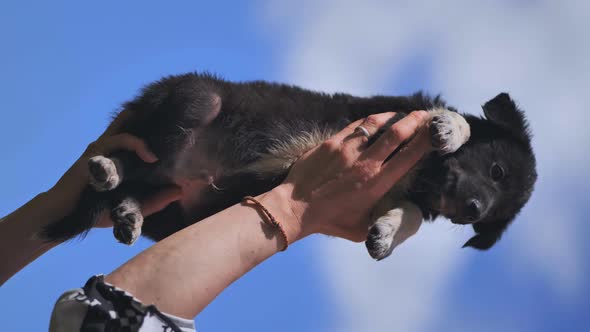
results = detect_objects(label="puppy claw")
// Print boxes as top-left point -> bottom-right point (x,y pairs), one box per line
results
430,112 -> 470,154
111,198 -> 143,245
89,156 -> 122,191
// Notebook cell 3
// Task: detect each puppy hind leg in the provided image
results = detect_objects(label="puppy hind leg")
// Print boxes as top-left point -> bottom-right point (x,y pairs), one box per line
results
109,182 -> 172,245
88,151 -> 147,192
111,196 -> 144,245
88,156 -> 124,191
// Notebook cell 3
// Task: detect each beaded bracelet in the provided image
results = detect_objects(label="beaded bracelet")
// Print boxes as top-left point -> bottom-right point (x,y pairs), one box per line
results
242,196 -> 289,251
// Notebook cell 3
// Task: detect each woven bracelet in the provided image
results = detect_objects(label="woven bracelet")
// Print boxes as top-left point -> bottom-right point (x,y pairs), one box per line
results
242,196 -> 289,251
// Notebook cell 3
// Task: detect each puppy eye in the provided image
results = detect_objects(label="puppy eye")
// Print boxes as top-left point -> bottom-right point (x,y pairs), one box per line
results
490,163 -> 505,181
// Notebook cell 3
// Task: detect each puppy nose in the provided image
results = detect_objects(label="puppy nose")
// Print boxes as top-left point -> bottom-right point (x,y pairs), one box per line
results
466,198 -> 482,221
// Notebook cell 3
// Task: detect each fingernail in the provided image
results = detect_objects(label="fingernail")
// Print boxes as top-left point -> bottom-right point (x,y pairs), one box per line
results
415,110 -> 428,119
146,152 -> 159,163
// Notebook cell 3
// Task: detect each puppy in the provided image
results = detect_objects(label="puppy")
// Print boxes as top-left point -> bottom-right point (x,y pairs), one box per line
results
41,73 -> 537,260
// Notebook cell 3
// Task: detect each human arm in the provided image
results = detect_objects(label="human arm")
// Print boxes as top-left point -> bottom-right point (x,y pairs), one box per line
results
0,111 -> 181,285
104,111 -> 431,319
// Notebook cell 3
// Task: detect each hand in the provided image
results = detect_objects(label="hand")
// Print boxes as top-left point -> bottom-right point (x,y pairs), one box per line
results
44,110 -> 182,228
270,111 -> 431,242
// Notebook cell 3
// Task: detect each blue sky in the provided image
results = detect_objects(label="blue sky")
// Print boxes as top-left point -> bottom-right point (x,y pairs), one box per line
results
1,1 -> 588,331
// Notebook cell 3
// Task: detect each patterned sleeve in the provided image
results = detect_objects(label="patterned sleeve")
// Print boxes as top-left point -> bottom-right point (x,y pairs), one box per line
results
49,275 -> 196,332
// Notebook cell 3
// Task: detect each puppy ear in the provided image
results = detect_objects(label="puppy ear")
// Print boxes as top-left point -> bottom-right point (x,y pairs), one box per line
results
462,219 -> 511,250
482,93 -> 529,139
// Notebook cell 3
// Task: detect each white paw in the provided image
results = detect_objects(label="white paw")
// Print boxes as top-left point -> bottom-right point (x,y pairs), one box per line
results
429,112 -> 471,154
365,203 -> 423,261
88,156 -> 121,191
366,218 -> 398,260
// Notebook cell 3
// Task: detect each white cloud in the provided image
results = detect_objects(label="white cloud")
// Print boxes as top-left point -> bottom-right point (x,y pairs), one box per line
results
512,184 -> 582,299
317,223 -> 465,332
264,0 -> 589,330
425,0 -> 589,302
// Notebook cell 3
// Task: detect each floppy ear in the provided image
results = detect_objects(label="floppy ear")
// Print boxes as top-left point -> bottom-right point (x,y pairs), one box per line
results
482,93 -> 529,138
462,219 -> 511,250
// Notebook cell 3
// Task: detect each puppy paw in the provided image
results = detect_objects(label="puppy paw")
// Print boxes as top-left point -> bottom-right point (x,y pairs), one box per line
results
88,156 -> 122,191
365,219 -> 397,261
365,202 -> 423,260
429,112 -> 471,154
111,198 -> 143,245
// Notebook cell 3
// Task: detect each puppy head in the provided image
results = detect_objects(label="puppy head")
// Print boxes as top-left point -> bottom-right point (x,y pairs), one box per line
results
438,93 -> 537,250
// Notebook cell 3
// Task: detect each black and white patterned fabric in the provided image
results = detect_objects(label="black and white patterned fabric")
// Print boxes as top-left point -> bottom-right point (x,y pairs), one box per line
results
50,275 -> 196,332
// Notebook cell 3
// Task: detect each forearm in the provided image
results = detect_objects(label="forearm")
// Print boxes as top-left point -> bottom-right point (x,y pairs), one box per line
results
105,184 -> 303,319
0,192 -> 60,285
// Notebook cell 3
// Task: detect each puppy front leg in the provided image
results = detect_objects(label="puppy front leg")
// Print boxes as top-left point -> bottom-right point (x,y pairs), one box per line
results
365,198 -> 423,261
428,109 -> 471,155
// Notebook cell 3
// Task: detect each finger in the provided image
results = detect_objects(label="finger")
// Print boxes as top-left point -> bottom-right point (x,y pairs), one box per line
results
339,221 -> 373,243
101,109 -> 135,137
101,133 -> 159,163
362,111 -> 428,162
142,186 -> 183,216
375,125 -> 431,194
343,112 -> 398,152
321,225 -> 368,243
329,118 -> 366,143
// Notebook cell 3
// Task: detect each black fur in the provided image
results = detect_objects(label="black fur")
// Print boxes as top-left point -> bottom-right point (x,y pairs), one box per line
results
41,73 -> 537,250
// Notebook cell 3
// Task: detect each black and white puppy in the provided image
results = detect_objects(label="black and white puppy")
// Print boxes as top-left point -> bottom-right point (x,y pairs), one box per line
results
41,73 -> 537,260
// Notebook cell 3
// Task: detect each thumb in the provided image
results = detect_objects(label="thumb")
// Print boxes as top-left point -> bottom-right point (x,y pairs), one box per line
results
142,186 -> 183,216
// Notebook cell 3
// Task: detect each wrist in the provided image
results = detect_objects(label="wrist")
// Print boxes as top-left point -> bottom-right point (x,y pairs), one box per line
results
257,184 -> 312,244
23,191 -> 55,231
35,188 -> 72,228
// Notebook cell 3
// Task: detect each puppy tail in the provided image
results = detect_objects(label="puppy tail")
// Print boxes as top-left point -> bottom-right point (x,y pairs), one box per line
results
39,187 -> 110,243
